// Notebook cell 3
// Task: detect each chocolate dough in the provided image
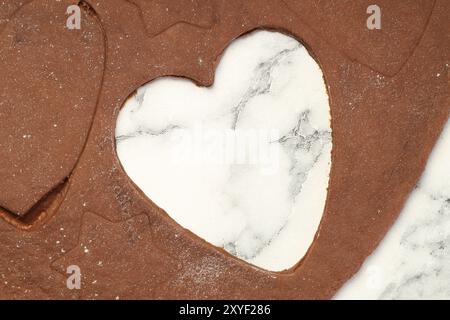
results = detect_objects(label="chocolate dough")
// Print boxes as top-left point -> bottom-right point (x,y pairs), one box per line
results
0,0 -> 449,299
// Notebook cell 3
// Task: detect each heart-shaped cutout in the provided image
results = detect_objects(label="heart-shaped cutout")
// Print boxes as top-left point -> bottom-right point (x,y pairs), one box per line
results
115,30 -> 332,271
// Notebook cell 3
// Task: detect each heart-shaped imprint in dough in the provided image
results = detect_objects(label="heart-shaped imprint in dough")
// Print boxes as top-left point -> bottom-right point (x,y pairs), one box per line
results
115,30 -> 332,271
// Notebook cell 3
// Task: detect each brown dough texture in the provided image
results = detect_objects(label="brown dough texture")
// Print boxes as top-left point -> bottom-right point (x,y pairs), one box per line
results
0,0 -> 449,299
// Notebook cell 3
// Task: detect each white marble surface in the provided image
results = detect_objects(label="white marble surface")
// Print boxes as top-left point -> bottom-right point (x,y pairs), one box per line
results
336,118 -> 450,300
115,30 -> 332,271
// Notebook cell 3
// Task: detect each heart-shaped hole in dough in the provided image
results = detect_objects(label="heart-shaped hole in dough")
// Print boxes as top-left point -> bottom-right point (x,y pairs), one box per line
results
115,30 -> 332,271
